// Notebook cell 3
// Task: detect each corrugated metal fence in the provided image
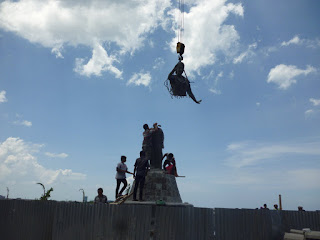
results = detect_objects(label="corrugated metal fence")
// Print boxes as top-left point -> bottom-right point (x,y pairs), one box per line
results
1,200 -> 319,240
0,199 -> 56,240
0,200 -> 214,240
214,208 -> 320,240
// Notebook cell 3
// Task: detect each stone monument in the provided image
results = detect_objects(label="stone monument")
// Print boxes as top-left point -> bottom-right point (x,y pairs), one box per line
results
129,125 -> 182,203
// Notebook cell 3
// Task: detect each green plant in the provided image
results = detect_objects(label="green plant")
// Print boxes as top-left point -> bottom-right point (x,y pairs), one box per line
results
40,187 -> 53,201
36,183 -> 53,200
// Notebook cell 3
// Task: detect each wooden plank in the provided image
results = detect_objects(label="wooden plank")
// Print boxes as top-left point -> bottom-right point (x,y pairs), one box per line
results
305,231 -> 320,239
284,232 -> 305,240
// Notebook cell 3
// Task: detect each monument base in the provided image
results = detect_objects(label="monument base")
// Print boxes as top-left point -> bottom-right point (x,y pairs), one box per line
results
129,169 -> 182,203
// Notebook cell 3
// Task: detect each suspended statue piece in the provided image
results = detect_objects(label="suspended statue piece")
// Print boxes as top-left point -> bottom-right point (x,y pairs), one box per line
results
164,1 -> 201,103
166,60 -> 201,104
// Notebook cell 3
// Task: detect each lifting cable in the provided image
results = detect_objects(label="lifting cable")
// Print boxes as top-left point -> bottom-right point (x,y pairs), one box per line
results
165,0 -> 187,98
177,0 -> 184,43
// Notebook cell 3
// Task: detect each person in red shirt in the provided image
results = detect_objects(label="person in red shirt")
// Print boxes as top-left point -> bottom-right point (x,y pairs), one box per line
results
162,153 -> 178,177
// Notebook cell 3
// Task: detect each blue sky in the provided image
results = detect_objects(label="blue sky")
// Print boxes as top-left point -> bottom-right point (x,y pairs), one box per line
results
0,0 -> 319,210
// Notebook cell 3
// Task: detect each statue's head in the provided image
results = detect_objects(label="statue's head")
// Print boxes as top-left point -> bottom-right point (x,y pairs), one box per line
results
175,61 -> 184,76
143,124 -> 149,130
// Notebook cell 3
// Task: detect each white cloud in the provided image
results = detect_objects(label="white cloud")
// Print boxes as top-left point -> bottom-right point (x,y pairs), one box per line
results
310,98 -> 320,106
209,88 -> 221,95
305,98 -> 320,118
267,64 -> 316,89
305,109 -> 314,116
281,35 -> 320,48
51,45 -> 64,59
305,109 -> 320,118
233,42 -> 257,64
0,137 -> 85,186
225,140 -> 320,168
12,114 -> 32,127
256,102 -> 261,106
286,169 -> 320,189
169,0 -> 243,75
45,152 -> 68,158
13,120 -> 32,127
74,42 -> 122,78
213,167 -> 320,191
217,71 -> 223,78
209,71 -> 223,95
0,0 -> 246,78
229,71 -> 234,79
0,90 -> 7,103
281,35 -> 301,46
262,36 -> 320,57
153,57 -> 165,70
0,0 -> 171,76
226,142 -> 248,151
127,72 -> 152,87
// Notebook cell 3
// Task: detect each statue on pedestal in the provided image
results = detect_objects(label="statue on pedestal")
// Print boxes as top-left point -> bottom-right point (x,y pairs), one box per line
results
142,123 -> 164,169
134,123 -> 182,203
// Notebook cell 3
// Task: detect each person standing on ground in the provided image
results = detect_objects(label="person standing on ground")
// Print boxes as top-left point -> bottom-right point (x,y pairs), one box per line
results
94,188 -> 108,204
115,155 -> 133,198
133,151 -> 150,201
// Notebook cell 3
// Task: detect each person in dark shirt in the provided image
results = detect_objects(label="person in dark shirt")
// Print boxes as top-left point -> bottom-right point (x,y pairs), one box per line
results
133,151 -> 150,201
142,123 -> 158,162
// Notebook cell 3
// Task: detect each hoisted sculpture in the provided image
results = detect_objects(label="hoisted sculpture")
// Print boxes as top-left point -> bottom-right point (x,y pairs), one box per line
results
166,60 -> 202,104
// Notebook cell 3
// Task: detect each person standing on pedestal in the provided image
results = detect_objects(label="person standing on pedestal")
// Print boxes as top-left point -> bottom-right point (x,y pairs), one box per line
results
115,155 -> 133,198
162,153 -> 178,177
142,123 -> 158,164
133,151 -> 150,201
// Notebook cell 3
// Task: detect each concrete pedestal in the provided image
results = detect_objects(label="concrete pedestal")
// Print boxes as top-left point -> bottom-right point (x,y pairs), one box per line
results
129,169 -> 182,203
